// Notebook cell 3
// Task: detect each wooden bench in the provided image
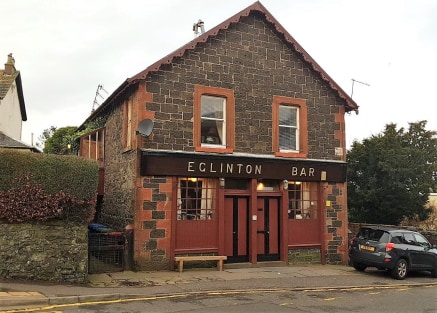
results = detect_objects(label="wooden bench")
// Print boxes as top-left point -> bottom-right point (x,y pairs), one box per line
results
174,255 -> 227,273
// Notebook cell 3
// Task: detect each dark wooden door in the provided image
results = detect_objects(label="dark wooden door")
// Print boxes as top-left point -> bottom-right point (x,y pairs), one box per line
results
256,197 -> 280,261
224,196 -> 249,263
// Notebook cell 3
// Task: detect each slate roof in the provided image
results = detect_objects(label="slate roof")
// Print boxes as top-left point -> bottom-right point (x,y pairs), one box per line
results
0,68 -> 27,121
0,131 -> 40,152
80,1 -> 358,129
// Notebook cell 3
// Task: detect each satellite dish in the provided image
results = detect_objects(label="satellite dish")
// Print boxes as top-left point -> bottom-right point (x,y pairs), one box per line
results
137,119 -> 154,137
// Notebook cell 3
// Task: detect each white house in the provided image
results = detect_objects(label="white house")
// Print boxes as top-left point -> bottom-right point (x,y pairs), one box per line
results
0,53 -> 27,141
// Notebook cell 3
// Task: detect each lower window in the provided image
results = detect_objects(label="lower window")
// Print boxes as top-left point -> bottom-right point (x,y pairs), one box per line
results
288,182 -> 318,219
177,178 -> 217,220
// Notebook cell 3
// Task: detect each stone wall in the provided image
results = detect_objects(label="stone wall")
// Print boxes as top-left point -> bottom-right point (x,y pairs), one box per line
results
288,248 -> 321,265
99,102 -> 136,231
140,15 -> 345,160
99,12 -> 351,269
0,221 -> 88,283
324,182 -> 349,265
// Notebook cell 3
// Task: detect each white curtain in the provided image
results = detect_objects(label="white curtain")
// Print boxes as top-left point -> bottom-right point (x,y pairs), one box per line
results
201,178 -> 216,219
177,180 -> 182,219
302,183 -> 310,218
216,120 -> 223,145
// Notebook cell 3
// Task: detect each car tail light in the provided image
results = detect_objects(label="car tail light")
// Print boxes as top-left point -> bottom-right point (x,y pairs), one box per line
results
386,242 -> 395,252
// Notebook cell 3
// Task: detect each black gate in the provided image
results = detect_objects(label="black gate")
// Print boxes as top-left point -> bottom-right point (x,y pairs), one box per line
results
88,226 -> 125,274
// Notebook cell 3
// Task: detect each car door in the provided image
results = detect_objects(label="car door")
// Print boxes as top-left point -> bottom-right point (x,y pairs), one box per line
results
412,233 -> 436,270
402,232 -> 424,269
404,232 -> 427,270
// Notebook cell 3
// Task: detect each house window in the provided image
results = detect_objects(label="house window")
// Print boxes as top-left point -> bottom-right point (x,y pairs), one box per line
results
177,178 -> 217,220
272,96 -> 308,158
194,85 -> 235,153
279,105 -> 298,151
200,95 -> 225,146
287,181 -> 318,219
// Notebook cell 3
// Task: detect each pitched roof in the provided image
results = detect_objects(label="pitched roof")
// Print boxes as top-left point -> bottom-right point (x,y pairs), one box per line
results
0,61 -> 27,122
0,131 -> 40,152
81,1 -> 358,129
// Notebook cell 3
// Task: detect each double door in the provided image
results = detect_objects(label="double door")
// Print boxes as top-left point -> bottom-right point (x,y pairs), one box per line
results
224,196 -> 279,263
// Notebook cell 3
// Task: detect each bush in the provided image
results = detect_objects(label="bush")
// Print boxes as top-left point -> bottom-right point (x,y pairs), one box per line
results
0,174 -> 62,222
400,210 -> 437,231
0,149 -> 98,223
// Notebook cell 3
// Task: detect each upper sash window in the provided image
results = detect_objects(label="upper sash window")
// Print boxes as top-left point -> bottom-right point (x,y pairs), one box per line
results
279,105 -> 299,151
200,95 -> 226,147
194,85 -> 235,153
272,96 -> 308,158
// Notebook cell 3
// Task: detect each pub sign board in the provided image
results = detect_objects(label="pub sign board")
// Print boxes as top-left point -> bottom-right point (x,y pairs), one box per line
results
140,151 -> 347,183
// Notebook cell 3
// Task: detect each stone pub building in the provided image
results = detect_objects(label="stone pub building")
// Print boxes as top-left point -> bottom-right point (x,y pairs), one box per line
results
79,1 -> 359,271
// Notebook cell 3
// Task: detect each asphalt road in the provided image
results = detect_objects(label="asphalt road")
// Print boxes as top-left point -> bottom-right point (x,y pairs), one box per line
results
2,265 -> 437,312
24,284 -> 437,313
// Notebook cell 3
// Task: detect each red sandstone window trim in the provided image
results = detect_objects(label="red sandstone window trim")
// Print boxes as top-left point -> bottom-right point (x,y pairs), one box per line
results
272,96 -> 308,158
194,85 -> 235,153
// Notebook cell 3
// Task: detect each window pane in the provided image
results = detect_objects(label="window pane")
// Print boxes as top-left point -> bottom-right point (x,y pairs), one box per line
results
177,178 -> 217,220
279,127 -> 296,150
223,178 -> 250,190
278,105 -> 298,151
414,234 -> 429,247
201,120 -> 223,145
201,96 -> 224,119
288,182 -> 318,219
403,233 -> 415,244
279,105 -> 297,127
256,179 -> 279,191
201,95 -> 225,145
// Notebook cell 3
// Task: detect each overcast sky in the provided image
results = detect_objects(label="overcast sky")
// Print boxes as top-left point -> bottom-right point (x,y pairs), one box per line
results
2,0 -> 436,149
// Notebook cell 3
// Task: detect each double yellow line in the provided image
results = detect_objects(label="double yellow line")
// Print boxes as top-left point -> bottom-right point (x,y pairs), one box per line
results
2,284 -> 436,313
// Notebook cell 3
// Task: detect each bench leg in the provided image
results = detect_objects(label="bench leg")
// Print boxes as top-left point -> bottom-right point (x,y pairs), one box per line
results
178,260 -> 184,273
217,259 -> 223,271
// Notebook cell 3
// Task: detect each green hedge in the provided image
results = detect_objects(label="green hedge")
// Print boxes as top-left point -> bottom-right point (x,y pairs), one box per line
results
0,149 -> 99,223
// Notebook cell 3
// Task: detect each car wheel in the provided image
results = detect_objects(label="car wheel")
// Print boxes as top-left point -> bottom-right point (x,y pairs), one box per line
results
391,259 -> 408,280
353,262 -> 367,272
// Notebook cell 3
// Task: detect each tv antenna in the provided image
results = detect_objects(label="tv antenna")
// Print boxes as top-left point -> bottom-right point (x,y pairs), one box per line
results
351,78 -> 370,99
92,84 -> 108,113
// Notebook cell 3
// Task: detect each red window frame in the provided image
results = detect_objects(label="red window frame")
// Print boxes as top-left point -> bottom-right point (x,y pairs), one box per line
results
272,96 -> 308,158
194,85 -> 235,153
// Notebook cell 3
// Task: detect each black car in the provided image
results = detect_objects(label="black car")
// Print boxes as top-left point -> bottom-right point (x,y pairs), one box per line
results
349,226 -> 437,280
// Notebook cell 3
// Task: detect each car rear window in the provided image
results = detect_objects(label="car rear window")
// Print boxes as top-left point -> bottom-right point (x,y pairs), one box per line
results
357,228 -> 389,243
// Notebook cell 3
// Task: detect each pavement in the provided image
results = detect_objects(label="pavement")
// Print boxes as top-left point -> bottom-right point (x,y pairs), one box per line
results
1,263 -> 437,312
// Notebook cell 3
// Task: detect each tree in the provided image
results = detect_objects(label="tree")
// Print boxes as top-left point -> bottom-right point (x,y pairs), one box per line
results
41,126 -> 78,154
347,120 -> 437,225
36,125 -> 57,150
